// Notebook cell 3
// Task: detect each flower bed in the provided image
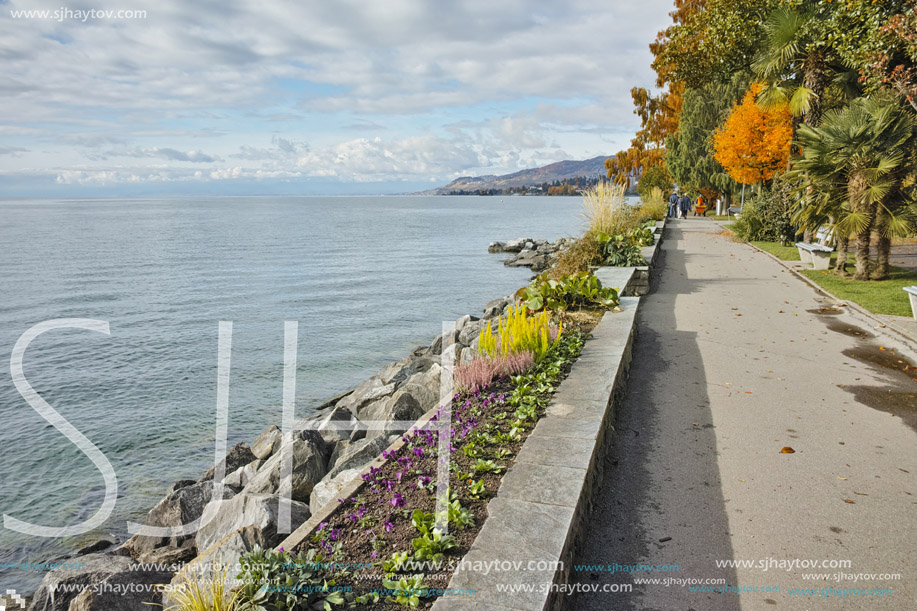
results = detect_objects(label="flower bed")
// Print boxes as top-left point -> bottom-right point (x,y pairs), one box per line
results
234,327 -> 591,610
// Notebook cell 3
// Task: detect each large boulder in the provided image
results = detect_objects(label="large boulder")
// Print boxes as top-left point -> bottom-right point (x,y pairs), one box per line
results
482,296 -> 513,319
27,553 -> 134,611
325,436 -> 391,480
242,431 -> 329,502
502,238 -> 529,253
360,387 -> 430,441
404,363 -> 442,398
310,468 -> 362,514
458,319 -> 484,346
199,443 -> 257,482
223,460 -> 263,489
195,493 -> 310,554
251,425 -> 282,460
66,564 -> 172,611
303,405 -> 364,445
119,480 -> 236,558
335,378 -> 395,416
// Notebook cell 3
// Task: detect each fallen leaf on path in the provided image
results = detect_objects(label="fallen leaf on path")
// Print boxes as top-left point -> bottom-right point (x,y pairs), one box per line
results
778,310 -> 784,313
780,447 -> 795,454
838,476 -> 847,480
736,313 -> 742,316
745,391 -> 753,394
854,492 -> 868,496
843,499 -> 856,504
880,347 -> 887,351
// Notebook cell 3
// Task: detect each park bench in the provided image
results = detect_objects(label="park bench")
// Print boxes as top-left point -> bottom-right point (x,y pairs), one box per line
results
728,206 -> 742,217
795,242 -> 833,270
904,286 -> 917,321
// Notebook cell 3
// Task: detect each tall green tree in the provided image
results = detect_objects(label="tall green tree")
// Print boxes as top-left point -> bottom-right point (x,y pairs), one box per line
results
791,96 -> 917,280
665,76 -> 747,203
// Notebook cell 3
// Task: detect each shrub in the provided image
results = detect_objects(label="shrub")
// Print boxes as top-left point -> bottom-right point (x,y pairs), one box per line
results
454,352 -> 535,393
731,182 -> 795,244
518,272 -> 620,312
478,306 -> 561,363
164,568 -> 240,611
550,233 -> 604,278
581,181 -> 632,235
637,187 -> 668,221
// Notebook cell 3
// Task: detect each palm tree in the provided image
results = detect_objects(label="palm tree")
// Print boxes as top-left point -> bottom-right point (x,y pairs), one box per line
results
791,96 -> 917,280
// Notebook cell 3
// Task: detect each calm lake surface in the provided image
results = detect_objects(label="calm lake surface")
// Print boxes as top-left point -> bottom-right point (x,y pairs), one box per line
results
0,195 -> 591,592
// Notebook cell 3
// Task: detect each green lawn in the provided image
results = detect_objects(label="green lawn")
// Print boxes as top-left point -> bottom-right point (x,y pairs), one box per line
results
801,266 -> 916,317
751,241 -> 801,261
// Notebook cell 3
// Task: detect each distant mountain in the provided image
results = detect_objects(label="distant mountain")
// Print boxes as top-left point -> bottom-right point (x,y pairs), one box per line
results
422,155 -> 612,195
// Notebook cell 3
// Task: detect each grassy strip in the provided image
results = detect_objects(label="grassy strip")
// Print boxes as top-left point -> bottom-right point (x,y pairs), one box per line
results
801,266 -> 916,317
241,329 -> 591,609
750,240 -> 801,261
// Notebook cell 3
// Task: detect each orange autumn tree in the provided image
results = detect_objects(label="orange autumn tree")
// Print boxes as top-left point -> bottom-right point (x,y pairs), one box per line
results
713,83 -> 792,185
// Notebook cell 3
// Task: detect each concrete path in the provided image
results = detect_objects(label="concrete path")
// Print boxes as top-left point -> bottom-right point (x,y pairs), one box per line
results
568,218 -> 916,611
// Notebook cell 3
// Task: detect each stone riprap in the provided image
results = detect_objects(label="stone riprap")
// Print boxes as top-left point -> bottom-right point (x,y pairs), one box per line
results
30,293 -> 520,610
489,237 -> 576,273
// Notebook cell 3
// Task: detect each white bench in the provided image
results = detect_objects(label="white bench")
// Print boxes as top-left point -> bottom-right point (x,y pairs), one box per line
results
796,242 -> 833,270
904,286 -> 917,321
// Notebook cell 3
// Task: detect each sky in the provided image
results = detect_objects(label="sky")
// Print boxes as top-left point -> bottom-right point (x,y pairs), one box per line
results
0,0 -> 674,196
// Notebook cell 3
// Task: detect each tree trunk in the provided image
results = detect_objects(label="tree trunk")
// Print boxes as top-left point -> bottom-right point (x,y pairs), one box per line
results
803,49 -> 827,128
834,235 -> 849,275
872,207 -> 891,280
803,228 -> 814,244
854,227 -> 872,280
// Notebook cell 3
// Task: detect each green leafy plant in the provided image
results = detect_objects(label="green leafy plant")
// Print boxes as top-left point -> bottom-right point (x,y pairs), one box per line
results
381,551 -> 411,574
518,272 -> 620,312
596,232 -> 646,267
411,530 -> 457,562
236,546 -> 347,611
381,574 -> 429,608
467,479 -> 488,499
474,459 -> 504,474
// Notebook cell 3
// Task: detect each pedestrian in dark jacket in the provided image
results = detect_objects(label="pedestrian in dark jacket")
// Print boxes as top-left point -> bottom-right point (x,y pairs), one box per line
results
668,191 -> 679,218
679,194 -> 691,219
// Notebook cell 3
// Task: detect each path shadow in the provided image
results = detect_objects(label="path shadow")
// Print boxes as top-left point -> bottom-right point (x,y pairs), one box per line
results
567,225 -> 740,611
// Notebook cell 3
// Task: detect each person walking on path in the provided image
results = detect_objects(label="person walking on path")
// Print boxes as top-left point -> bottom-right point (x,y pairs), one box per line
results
694,193 -> 705,216
679,192 -> 691,219
668,191 -> 679,218
569,217 -> 917,611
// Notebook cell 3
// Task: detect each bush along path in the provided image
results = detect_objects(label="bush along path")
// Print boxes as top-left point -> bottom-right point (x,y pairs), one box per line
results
234,323 -> 592,610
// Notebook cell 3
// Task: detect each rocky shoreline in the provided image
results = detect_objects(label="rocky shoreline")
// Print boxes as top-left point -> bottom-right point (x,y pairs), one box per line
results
26,292 -> 522,611
488,236 -> 574,272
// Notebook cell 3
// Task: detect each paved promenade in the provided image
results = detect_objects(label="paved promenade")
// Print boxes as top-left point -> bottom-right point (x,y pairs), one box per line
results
569,218 -> 916,611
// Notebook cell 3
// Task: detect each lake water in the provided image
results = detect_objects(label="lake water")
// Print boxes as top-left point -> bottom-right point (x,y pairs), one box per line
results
0,195 -> 592,593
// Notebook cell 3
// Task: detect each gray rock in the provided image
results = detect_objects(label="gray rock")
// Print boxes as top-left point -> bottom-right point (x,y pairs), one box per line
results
458,319 -> 484,346
487,241 -> 506,253
326,436 -> 391,480
28,553 -> 134,611
502,238 -> 529,253
134,543 -> 196,566
199,443 -> 257,482
223,460 -> 263,489
166,480 -> 196,495
404,363 -> 442,397
302,405 -> 361,445
430,329 -> 459,355
66,564 -> 172,611
310,468 -> 362,514
336,378 -> 396,416
242,431 -> 329,502
483,296 -> 513,319
119,480 -> 236,558
360,387 -> 430,440
195,493 -> 310,554
251,425 -> 282,460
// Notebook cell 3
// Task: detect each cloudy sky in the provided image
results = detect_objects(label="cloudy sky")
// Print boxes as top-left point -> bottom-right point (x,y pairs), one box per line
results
0,0 -> 673,196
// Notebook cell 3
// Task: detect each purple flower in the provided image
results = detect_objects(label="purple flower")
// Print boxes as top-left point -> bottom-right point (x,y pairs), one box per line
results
384,521 -> 394,532
278,547 -> 284,553
318,522 -> 329,532
382,449 -> 396,460
414,447 -> 424,458
391,492 -> 405,508
329,528 -> 341,541
371,551 -> 378,558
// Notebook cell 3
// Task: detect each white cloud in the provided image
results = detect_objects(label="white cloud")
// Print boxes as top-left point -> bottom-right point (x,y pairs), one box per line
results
0,0 -> 674,192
